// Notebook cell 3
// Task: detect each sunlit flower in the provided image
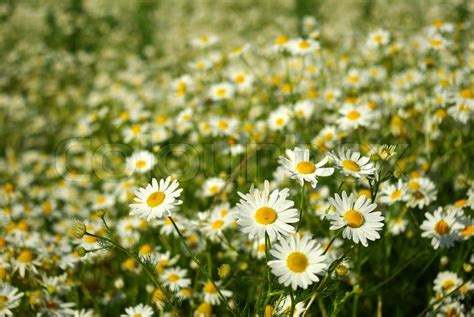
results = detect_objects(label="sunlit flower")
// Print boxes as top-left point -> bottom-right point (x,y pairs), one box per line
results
268,234 -> 327,290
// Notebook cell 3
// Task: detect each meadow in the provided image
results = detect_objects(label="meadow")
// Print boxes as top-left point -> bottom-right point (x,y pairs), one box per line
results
0,1 -> 473,316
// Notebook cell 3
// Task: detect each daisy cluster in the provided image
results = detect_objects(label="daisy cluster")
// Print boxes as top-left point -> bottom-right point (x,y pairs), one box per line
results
0,2 -> 473,316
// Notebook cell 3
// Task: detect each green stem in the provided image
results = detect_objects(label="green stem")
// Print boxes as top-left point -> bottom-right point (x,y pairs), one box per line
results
167,217 -> 236,316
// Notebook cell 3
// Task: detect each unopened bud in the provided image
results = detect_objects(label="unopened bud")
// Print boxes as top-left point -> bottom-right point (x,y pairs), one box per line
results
96,209 -> 106,218
218,264 -> 231,279
71,220 -> 86,239
76,247 -> 87,257
353,285 -> 363,295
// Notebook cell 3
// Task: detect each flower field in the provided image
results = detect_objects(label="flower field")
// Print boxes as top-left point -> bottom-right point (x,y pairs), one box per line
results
0,1 -> 473,316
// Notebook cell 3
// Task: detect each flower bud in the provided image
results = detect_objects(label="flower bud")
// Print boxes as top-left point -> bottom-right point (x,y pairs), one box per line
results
76,247 -> 87,257
71,220 -> 86,239
218,264 -> 231,279
96,209 -> 106,218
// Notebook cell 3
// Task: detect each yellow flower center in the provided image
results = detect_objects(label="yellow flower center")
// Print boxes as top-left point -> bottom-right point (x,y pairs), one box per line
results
135,160 -> 146,168
347,110 -> 361,120
407,181 -> 420,190
255,207 -> 277,225
434,220 -> 450,235
275,117 -> 285,127
442,280 -> 455,291
342,160 -> 360,172
298,40 -> 310,49
83,235 -> 97,244
147,192 -> 165,208
218,120 -> 229,130
133,314 -> 142,317
295,161 -> 316,174
286,252 -> 309,273
373,34 -> 384,43
203,282 -> 217,294
211,220 -> 225,230
197,302 -> 213,315
275,35 -> 289,46
390,190 -> 401,200
454,199 -> 467,209
344,210 -> 365,228
234,74 -> 245,84
216,88 -> 227,97
18,250 -> 34,263
461,224 -> 474,238
167,274 -> 179,282
0,295 -> 8,307
139,244 -> 152,255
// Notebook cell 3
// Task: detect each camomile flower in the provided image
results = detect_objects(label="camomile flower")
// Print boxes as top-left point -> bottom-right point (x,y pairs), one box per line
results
388,216 -> 408,235
0,283 -> 23,316
367,29 -> 390,48
129,177 -> 183,221
406,177 -> 438,209
379,180 -> 408,205
337,104 -> 371,130
203,210 -> 234,241
126,150 -> 156,174
438,301 -> 465,317
433,271 -> 463,294
203,177 -> 226,197
202,280 -> 233,305
161,267 -> 191,292
448,102 -> 473,124
268,234 -> 327,290
191,35 -> 218,48
293,100 -> 314,120
155,215 -> 185,237
268,106 -> 292,131
152,251 -> 180,274
121,303 -> 154,317
278,147 -> 334,188
421,207 -> 462,249
287,38 -> 320,55
235,180 -> 299,240
209,83 -> 234,101
272,295 -> 306,317
12,248 -> 41,277
328,191 -> 384,247
329,149 -> 375,178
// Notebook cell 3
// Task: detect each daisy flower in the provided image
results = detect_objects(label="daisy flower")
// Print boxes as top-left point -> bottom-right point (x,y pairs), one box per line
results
235,180 -> 299,240
406,177 -> 437,209
202,280 -> 233,305
203,209 -> 234,241
203,177 -> 227,197
337,104 -> 371,130
278,147 -> 334,188
129,177 -> 183,221
433,271 -> 463,294
367,29 -> 390,48
121,303 -> 154,317
268,234 -> 327,290
161,267 -> 191,292
268,106 -> 292,131
209,83 -> 234,101
287,38 -> 320,55
126,150 -> 157,174
272,295 -> 306,316
328,191 -> 384,247
12,248 -> 40,278
0,283 -> 23,316
420,207 -> 462,249
330,149 -> 375,178
388,216 -> 408,235
379,180 -> 408,205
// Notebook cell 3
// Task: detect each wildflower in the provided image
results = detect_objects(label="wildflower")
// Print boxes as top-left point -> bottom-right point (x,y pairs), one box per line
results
278,147 -> 334,188
268,234 -> 327,290
328,191 -> 384,247
235,180 -> 299,240
129,177 -> 183,221
421,207 -> 462,249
